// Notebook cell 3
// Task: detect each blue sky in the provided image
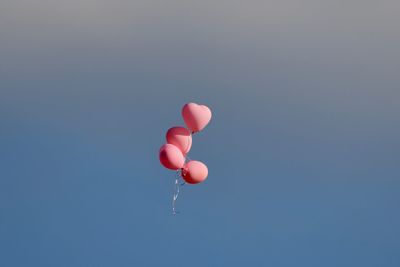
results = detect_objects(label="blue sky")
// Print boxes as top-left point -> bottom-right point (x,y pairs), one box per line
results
1,0 -> 400,266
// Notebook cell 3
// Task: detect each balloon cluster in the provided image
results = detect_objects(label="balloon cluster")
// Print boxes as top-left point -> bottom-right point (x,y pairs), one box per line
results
159,103 -> 212,184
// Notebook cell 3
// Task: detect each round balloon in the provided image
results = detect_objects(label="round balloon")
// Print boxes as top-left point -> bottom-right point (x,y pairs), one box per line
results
182,103 -> 212,133
181,160 -> 208,184
166,126 -> 192,155
159,144 -> 185,170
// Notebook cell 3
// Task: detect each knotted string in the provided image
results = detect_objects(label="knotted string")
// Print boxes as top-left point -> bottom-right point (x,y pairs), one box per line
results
172,169 -> 185,215
172,154 -> 192,215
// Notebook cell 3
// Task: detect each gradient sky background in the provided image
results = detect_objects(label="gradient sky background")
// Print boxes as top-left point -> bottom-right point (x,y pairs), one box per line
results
1,0 -> 400,266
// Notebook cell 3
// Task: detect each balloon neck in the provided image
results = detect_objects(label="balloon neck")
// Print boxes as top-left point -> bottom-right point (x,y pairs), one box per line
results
180,168 -> 187,177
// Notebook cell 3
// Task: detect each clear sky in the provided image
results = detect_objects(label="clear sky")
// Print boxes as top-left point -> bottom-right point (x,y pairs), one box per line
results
1,0 -> 399,266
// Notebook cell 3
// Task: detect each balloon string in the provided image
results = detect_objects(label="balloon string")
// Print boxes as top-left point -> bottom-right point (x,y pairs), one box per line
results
172,150 -> 190,215
185,134 -> 191,155
172,170 -> 185,215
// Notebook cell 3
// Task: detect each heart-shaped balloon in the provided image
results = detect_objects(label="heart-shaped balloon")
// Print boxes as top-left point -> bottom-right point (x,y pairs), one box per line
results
181,160 -> 208,184
182,103 -> 212,133
159,144 -> 185,170
166,126 -> 192,155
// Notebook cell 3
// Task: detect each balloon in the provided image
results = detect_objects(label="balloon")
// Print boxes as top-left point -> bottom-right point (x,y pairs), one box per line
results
182,103 -> 212,133
159,144 -> 185,170
166,126 -> 192,155
181,160 -> 208,184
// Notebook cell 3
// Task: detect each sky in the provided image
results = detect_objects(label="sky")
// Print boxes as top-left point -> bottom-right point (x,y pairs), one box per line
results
0,0 -> 400,266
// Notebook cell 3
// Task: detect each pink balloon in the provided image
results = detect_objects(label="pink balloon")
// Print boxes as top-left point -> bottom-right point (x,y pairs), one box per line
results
181,160 -> 208,184
159,144 -> 185,170
166,126 -> 192,155
182,103 -> 212,133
